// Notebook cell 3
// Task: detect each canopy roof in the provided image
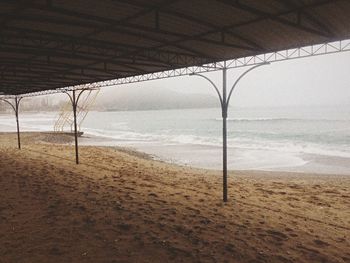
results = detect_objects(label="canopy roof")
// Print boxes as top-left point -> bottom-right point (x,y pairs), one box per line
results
1,0 -> 350,95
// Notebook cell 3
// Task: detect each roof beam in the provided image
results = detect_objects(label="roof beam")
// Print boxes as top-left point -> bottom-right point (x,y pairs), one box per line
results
0,58 -> 147,76
3,13 -> 259,52
0,66 -> 112,80
1,28 -> 213,71
215,0 -> 334,38
0,40 -> 173,69
4,0 -> 215,59
0,46 -> 151,74
1,0 -> 212,83
277,0 -> 335,38
2,27 -> 192,67
0,4 -> 27,33
113,0 -> 265,51
4,25 -> 199,58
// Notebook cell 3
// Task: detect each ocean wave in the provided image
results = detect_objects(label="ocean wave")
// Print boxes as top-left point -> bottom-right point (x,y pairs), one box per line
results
2,111 -> 350,160
83,127 -> 350,159
230,141 -> 350,158
214,117 -> 350,122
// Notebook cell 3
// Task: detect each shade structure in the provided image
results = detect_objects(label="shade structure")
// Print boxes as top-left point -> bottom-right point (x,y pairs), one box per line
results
1,0 -> 350,95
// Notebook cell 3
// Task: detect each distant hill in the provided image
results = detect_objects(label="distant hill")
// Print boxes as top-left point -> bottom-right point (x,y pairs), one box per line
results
95,87 -> 219,111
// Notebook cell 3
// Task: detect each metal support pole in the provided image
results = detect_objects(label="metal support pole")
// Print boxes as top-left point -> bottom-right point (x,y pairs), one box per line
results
0,96 -> 23,149
63,88 -> 91,164
222,67 -> 228,202
15,97 -> 21,149
72,90 -> 79,164
190,62 -> 269,202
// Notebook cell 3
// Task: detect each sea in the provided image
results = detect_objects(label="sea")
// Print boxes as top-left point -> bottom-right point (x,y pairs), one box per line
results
1,106 -> 349,174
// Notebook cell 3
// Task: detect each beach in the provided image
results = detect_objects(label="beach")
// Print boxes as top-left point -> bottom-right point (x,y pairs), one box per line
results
0,132 -> 349,263
2,107 -> 350,174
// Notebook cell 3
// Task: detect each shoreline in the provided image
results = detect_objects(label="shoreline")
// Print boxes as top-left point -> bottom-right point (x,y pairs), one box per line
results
79,132 -> 350,176
1,131 -> 350,178
1,106 -> 350,175
1,131 -> 350,176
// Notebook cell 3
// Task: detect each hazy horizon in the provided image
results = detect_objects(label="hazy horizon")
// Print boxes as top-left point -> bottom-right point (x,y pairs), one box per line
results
2,50 -> 350,111
95,50 -> 350,108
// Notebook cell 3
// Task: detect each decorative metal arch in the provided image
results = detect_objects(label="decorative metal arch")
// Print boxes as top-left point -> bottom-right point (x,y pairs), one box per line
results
0,96 -> 24,149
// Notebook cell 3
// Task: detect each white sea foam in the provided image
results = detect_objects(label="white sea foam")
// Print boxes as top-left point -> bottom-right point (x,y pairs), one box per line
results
1,107 -> 350,173
215,117 -> 350,122
81,123 -> 350,158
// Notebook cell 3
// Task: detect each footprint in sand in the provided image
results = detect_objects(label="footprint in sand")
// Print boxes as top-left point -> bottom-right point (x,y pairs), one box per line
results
313,239 -> 329,247
266,229 -> 288,241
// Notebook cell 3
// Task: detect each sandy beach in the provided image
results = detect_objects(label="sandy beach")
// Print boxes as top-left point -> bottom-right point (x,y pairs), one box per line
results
0,132 -> 349,263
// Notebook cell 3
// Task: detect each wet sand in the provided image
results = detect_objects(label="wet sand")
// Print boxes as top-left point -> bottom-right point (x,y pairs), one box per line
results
0,132 -> 349,263
77,133 -> 350,175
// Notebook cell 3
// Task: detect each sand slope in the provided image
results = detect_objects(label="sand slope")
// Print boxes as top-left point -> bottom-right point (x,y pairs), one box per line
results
0,133 -> 349,263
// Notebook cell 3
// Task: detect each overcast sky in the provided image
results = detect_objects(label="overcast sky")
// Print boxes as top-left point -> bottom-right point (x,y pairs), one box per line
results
98,50 -> 350,108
